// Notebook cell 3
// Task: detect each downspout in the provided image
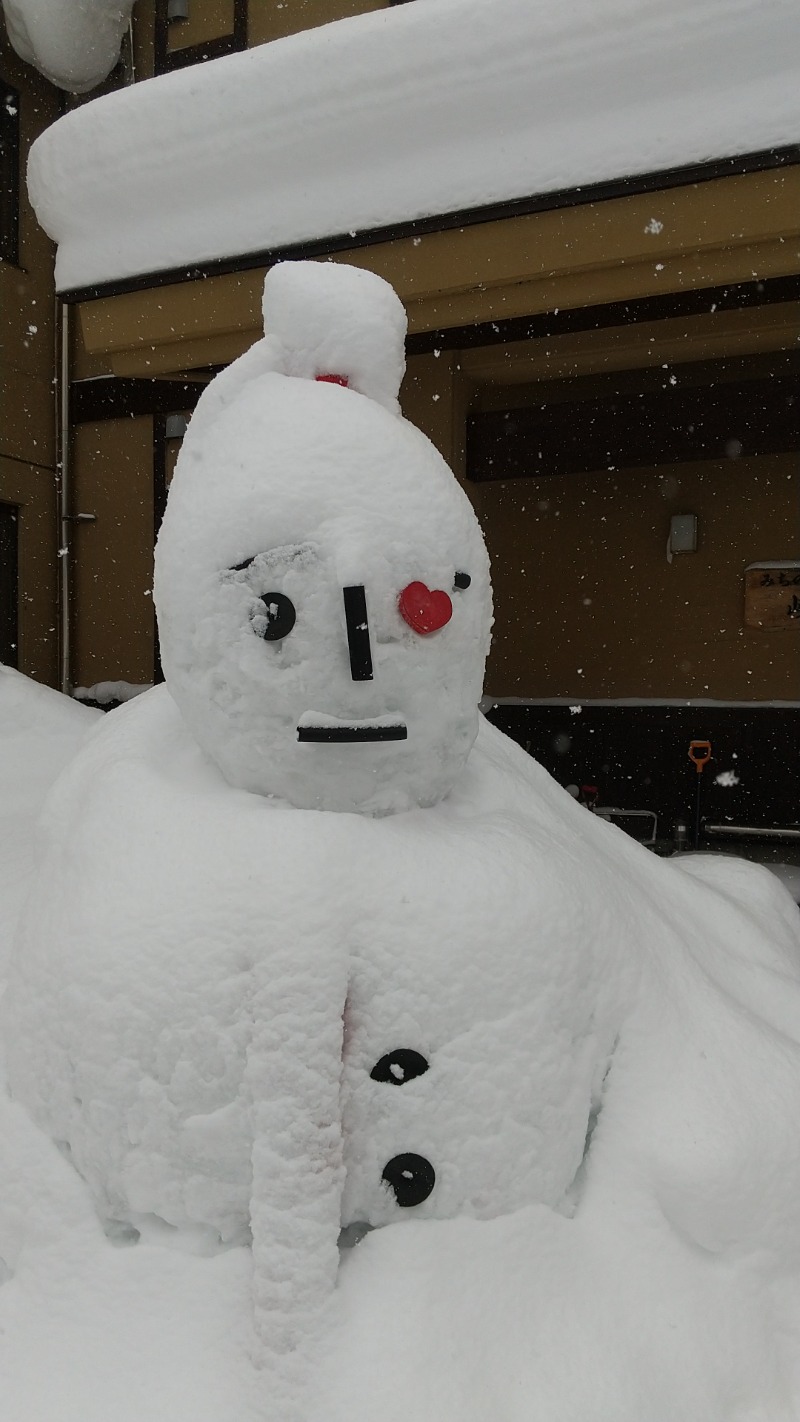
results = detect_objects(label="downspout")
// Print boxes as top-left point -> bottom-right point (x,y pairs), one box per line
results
57,298 -> 71,694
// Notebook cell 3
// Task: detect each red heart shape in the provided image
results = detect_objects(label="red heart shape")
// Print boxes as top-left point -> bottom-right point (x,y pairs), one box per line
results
398,582 -> 453,635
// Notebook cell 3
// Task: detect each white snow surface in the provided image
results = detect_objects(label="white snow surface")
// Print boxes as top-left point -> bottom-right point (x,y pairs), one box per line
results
2,0 -> 133,93
26,0 -> 800,291
0,665 -> 100,967
72,679 -> 151,704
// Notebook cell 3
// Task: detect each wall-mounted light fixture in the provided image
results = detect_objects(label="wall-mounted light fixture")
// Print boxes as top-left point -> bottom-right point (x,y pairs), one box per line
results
167,0 -> 190,22
669,513 -> 698,555
165,413 -> 189,440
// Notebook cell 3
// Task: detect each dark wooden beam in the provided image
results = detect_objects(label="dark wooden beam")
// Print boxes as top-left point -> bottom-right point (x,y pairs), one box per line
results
407,276 -> 800,355
467,366 -> 800,481
70,377 -> 208,424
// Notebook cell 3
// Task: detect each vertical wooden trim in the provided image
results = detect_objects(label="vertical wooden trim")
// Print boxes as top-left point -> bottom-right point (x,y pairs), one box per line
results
0,501 -> 19,669
153,0 -> 169,77
0,79 -> 20,266
154,0 -> 248,75
233,0 -> 248,49
152,413 -> 166,683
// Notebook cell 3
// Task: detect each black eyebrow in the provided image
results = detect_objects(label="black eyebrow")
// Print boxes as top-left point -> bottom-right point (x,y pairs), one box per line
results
227,543 -> 317,575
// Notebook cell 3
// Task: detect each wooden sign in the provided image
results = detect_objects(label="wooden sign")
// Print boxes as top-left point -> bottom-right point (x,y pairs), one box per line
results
744,564 -> 800,631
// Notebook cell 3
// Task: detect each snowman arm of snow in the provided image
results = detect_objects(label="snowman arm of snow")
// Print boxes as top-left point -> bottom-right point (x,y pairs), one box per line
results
244,954 -> 347,1361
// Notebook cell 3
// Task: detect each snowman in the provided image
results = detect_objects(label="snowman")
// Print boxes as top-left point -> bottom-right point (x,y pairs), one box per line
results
5,262 -> 800,1399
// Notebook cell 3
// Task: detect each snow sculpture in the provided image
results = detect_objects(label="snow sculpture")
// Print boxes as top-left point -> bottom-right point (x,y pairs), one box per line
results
5,263 -> 800,1416
5,261 -> 633,1359
155,261 -> 492,815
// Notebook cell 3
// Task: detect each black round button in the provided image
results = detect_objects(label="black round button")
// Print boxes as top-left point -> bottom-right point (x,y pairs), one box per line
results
454,571 -> 471,590
382,1153 -> 435,1208
370,1049 -> 429,1085
255,592 -> 296,641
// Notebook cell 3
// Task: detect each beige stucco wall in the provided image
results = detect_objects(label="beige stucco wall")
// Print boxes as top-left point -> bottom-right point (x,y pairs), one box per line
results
70,418 -> 156,688
478,453 -> 800,702
66,324 -> 800,702
0,454 -> 58,678
400,348 -> 800,704
0,28 -> 60,682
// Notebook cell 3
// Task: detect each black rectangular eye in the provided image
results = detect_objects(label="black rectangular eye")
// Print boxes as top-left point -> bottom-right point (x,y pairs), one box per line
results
342,585 -> 373,681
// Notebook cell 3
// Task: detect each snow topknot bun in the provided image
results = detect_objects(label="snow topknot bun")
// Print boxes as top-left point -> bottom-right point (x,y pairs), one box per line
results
264,260 -> 407,413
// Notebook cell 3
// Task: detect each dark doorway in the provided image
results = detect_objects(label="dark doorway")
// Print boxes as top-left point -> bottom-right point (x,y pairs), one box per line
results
0,502 -> 19,667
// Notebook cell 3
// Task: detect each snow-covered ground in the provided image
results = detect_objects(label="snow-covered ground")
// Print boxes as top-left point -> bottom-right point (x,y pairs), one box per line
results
24,0 -> 800,290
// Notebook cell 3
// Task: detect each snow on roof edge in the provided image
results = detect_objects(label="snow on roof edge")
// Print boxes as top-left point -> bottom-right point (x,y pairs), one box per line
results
25,0 -> 800,294
58,143 -> 800,303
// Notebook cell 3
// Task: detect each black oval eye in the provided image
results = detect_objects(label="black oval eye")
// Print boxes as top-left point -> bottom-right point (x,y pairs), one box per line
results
255,592 -> 296,641
454,571 -> 471,590
370,1049 -> 429,1085
381,1153 -> 435,1208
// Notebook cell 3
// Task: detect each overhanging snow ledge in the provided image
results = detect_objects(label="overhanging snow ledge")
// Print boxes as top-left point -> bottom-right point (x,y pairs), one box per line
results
24,0 -> 800,293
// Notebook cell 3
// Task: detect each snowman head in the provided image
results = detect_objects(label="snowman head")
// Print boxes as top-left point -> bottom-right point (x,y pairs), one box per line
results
154,261 -> 492,814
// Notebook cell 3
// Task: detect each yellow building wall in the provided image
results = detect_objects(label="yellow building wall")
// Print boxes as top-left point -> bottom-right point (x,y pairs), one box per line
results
132,0 -> 388,79
0,28 -> 61,682
0,454 -> 58,677
247,0 -> 385,46
479,454 -> 800,703
401,350 -> 800,704
71,418 -> 156,688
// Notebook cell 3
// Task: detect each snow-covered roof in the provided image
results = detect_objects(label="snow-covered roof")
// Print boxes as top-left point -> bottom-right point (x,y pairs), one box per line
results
26,0 -> 800,293
2,0 -> 134,93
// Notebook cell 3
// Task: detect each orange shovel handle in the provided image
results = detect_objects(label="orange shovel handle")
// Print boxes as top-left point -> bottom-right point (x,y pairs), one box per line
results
688,740 -> 712,775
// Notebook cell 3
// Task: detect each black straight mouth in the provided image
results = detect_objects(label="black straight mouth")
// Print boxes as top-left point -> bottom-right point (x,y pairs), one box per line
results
297,723 -> 408,743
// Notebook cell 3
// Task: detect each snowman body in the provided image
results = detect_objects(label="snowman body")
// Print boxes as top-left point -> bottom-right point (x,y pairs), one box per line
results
5,262 -> 640,1348
4,683 -> 635,1248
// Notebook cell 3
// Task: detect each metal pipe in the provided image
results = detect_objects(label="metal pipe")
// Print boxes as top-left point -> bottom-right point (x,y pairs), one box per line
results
704,824 -> 800,841
57,299 -> 70,694
123,18 -> 137,85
